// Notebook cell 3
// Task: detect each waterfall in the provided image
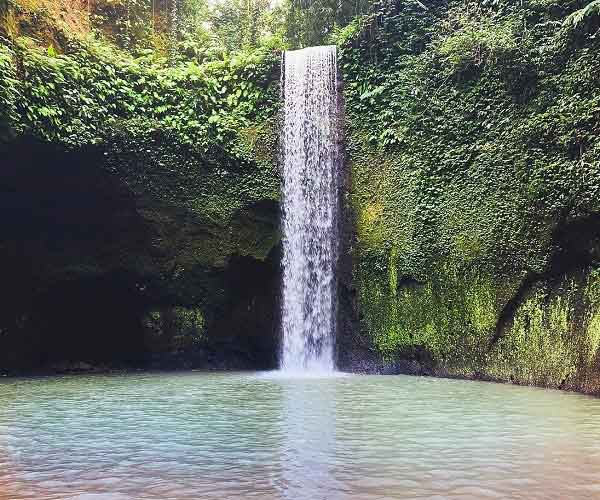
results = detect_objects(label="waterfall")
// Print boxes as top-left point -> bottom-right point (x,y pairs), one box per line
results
280,46 -> 340,373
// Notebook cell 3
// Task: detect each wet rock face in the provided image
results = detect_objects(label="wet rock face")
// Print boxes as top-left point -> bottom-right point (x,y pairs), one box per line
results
141,250 -> 281,371
0,137 -> 281,373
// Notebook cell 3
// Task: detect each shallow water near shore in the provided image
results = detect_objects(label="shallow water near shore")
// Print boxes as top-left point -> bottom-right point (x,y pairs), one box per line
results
1,372 -> 600,500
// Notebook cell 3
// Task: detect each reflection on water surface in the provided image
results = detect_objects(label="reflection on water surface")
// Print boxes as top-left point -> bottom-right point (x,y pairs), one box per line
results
1,372 -> 600,499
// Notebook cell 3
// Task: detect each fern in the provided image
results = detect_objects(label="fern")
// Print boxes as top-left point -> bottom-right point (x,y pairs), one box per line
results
565,0 -> 600,27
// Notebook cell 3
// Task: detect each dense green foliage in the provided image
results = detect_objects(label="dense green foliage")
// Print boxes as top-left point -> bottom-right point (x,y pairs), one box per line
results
0,37 -> 278,146
0,41 -> 20,139
0,0 -> 376,55
0,0 -> 286,369
0,32 -> 284,285
284,0 -> 373,47
1,0 -> 600,388
0,29 -> 282,245
340,0 -> 600,390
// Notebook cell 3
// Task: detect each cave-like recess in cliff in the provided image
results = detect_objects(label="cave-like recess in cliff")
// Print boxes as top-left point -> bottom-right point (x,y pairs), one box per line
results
0,138 -> 280,372
0,138 -> 149,369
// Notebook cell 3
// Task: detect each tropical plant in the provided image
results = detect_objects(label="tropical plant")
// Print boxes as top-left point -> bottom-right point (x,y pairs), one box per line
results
565,0 -> 600,28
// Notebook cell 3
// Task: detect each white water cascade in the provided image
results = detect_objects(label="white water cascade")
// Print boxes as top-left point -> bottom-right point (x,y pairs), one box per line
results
280,46 -> 340,373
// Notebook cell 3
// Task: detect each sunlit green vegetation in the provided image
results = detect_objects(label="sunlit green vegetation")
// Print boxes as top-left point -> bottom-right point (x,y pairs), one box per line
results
0,0 -> 599,390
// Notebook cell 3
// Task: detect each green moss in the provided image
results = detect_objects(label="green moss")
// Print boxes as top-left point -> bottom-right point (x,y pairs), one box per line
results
586,269 -> 600,361
488,289 -> 575,386
101,116 -> 280,271
343,0 -> 600,392
436,10 -> 521,78
143,306 -> 205,352
487,270 -> 600,390
358,253 -> 497,367
0,44 -> 21,141
0,29 -> 282,359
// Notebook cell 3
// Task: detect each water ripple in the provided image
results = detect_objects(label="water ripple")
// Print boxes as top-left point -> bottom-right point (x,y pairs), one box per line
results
0,372 -> 599,499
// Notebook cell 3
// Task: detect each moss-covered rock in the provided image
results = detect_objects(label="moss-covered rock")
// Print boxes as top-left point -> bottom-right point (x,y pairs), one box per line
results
2,0 -> 600,392
339,0 -> 600,393
0,27 -> 282,372
487,266 -> 600,391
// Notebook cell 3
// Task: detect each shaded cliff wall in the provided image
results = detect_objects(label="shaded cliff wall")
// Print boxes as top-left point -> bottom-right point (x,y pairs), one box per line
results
0,31 -> 283,371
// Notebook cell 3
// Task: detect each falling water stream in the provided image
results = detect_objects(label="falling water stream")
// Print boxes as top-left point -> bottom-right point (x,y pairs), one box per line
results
280,46 -> 340,373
